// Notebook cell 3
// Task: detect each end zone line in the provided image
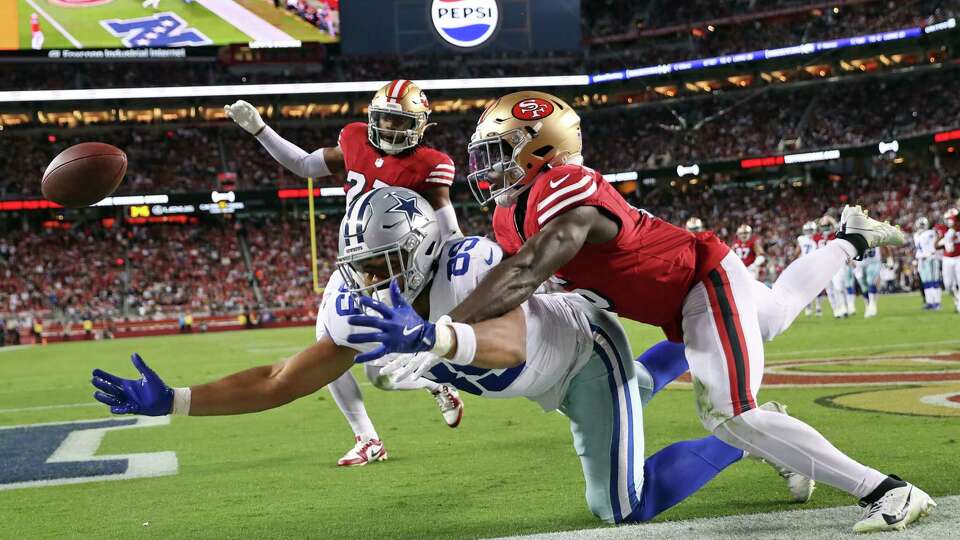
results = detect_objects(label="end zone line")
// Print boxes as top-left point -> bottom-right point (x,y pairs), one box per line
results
23,0 -> 82,49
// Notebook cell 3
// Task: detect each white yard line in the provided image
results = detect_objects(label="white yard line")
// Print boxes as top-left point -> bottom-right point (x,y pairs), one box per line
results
0,402 -> 98,414
193,0 -> 295,42
24,0 -> 83,49
767,340 -> 960,359
498,496 -> 958,540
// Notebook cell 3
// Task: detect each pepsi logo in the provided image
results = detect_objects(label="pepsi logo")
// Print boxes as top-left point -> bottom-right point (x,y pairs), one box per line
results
511,98 -> 554,121
431,0 -> 499,48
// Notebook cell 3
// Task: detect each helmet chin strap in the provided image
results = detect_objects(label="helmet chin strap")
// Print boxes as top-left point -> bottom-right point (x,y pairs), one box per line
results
495,181 -> 533,208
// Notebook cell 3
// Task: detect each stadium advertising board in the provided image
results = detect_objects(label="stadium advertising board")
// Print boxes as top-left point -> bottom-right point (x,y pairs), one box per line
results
341,0 -> 580,54
1,0 -> 339,51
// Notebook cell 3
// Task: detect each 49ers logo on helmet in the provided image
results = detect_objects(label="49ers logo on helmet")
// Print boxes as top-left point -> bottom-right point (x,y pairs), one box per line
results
511,98 -> 554,121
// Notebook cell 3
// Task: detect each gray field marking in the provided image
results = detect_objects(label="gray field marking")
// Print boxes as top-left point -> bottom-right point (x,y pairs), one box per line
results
499,496 -> 958,540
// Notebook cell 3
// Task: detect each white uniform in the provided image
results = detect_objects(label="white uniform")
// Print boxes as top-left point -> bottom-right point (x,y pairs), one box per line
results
797,234 -> 817,257
322,236 -> 656,522
914,229 -> 941,307
797,234 -> 821,315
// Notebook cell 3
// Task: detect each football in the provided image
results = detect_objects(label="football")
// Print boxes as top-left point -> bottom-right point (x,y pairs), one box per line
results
41,142 -> 127,208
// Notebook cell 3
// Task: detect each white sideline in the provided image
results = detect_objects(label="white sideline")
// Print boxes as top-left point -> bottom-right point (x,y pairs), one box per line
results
497,496 -> 959,540
0,402 -> 99,414
193,0 -> 295,42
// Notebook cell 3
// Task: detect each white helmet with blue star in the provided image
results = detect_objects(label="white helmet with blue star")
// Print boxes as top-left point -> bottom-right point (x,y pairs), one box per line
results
337,187 -> 441,303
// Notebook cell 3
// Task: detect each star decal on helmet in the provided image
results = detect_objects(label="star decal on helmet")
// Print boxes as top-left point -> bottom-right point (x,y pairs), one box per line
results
386,193 -> 423,223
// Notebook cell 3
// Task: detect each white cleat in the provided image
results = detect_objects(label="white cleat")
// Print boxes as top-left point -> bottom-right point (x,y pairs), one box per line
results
432,385 -> 463,428
839,205 -> 906,250
864,302 -> 877,318
747,402 -> 816,503
853,480 -> 936,533
337,436 -> 388,467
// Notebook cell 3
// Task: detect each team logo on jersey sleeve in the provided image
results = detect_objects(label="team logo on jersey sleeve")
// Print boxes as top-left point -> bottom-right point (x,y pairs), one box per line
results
431,0 -> 500,48
512,98 -> 555,120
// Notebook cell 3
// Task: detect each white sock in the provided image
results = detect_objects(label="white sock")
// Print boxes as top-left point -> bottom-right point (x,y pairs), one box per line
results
756,241 -> 851,338
715,408 -> 887,499
328,371 -> 378,440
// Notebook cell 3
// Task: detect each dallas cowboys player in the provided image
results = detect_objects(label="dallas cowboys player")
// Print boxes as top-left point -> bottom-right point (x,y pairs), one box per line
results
88,188 -> 812,523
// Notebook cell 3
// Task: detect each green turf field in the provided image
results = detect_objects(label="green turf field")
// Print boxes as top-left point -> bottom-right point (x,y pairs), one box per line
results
0,293 -> 957,538
15,0 -> 334,50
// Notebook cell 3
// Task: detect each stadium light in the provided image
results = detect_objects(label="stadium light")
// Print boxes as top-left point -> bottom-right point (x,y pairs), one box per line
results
878,140 -> 900,154
589,19 -> 955,84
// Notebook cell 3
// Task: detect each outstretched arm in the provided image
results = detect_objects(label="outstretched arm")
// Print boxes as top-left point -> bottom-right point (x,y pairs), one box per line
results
225,99 -> 344,177
448,206 -> 605,324
91,336 -> 354,417
188,336 -> 354,415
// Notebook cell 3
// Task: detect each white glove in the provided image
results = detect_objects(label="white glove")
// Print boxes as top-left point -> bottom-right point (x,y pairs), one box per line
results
224,100 -> 265,136
381,351 -> 443,383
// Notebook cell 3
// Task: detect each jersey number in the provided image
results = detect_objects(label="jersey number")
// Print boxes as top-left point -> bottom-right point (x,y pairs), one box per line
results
346,171 -> 388,204
446,237 -> 480,279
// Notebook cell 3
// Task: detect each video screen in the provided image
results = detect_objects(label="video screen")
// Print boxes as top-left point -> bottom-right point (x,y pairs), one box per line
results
3,0 -> 340,50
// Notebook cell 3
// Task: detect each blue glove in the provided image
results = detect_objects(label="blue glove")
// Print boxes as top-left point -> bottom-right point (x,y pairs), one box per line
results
347,280 -> 436,363
91,353 -> 173,416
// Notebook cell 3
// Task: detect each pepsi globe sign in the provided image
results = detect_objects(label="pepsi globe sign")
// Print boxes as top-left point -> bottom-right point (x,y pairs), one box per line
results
431,0 -> 500,48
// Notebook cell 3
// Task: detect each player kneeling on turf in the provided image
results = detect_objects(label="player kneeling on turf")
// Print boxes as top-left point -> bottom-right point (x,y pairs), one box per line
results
91,187 -> 808,524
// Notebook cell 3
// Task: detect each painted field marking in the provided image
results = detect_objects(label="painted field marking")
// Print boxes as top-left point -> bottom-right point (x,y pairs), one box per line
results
24,0 -> 82,48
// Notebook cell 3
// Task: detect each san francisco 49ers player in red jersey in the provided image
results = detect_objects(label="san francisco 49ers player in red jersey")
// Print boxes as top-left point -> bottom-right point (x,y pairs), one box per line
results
225,80 -> 464,467
937,207 -> 960,312
452,90 -> 934,532
733,224 -> 766,280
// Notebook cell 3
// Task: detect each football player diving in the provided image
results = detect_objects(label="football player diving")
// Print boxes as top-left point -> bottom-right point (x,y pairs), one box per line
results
90,187 -> 807,524
355,92 -> 934,533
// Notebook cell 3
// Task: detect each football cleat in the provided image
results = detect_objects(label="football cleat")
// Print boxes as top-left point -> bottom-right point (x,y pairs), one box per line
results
853,478 -> 936,533
337,436 -> 388,467
432,385 -> 463,428
864,302 -> 877,318
837,205 -> 906,257
747,402 -> 816,503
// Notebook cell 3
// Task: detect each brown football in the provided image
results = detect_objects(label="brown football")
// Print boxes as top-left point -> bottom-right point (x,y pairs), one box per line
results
41,142 -> 127,208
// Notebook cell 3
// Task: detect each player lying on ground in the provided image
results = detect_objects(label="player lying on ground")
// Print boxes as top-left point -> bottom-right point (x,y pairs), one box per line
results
90,187 -> 809,524
436,91 -> 933,532
225,80 -> 464,466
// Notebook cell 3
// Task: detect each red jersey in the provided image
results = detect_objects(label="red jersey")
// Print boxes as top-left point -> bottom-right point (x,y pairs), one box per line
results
493,164 -> 729,342
732,236 -> 759,267
813,232 -> 835,249
337,122 -> 454,206
936,223 -> 960,257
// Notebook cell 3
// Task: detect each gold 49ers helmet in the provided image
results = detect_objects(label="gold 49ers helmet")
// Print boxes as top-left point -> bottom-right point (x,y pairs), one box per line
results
467,91 -> 582,206
368,79 -> 431,155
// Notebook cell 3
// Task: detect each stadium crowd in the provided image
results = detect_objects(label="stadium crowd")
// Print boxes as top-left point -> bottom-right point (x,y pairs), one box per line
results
3,66 -> 958,199
1,157 -> 955,336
